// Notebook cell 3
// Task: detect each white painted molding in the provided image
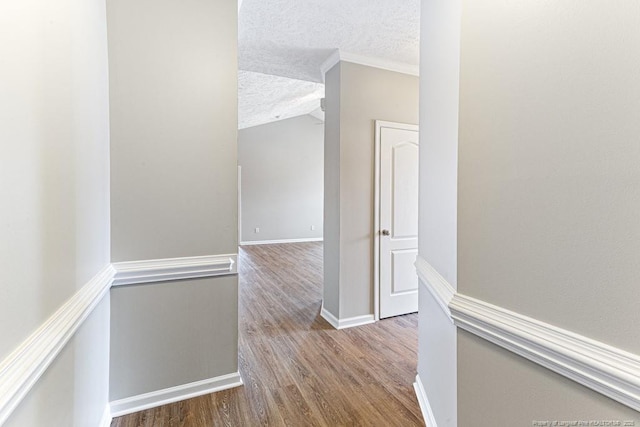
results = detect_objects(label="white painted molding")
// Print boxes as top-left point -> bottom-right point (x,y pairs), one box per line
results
341,52 -> 420,76
450,294 -> 640,412
320,303 -> 375,330
99,404 -> 112,427
110,372 -> 243,418
320,49 -> 341,78
417,257 -> 640,412
339,315 -> 376,330
320,305 -> 340,329
240,238 -> 323,246
0,265 -> 115,426
112,254 -> 238,286
0,252 -> 239,424
413,374 -> 438,427
415,256 -> 455,322
320,49 -> 419,81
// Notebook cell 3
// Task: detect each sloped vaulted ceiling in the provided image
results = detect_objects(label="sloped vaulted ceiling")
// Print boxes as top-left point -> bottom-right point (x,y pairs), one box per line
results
237,0 -> 420,129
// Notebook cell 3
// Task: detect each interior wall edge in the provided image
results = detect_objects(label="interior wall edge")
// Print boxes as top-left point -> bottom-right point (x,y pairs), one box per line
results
416,255 -> 640,412
413,374 -> 439,427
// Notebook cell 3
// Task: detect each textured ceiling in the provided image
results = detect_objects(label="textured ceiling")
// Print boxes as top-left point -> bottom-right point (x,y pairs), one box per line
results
238,0 -> 420,129
238,71 -> 324,129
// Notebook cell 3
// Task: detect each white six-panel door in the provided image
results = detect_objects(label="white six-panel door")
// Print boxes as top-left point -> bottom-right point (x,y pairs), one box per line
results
377,122 -> 419,319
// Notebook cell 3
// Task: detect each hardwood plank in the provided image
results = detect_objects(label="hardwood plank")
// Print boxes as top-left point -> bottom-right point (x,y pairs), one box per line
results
111,242 -> 424,427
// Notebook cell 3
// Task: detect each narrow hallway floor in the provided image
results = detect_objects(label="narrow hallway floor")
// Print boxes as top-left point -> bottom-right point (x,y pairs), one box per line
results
111,242 -> 423,426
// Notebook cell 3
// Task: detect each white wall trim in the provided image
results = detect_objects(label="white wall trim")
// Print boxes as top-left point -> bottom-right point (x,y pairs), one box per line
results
416,257 -> 640,412
0,265 -> 115,426
450,294 -> 640,412
320,303 -> 375,330
320,49 -> 419,81
238,165 -> 242,244
320,49 -> 341,78
110,372 -> 243,418
112,254 -> 238,286
0,252 -> 240,424
320,305 -> 340,329
99,404 -> 112,427
413,374 -> 438,427
415,256 -> 455,322
240,238 -> 323,246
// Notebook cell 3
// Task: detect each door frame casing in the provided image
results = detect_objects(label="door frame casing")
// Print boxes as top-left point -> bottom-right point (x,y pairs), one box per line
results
373,120 -> 420,321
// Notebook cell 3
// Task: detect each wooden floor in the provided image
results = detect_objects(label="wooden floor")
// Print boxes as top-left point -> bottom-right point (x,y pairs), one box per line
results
111,242 -> 424,427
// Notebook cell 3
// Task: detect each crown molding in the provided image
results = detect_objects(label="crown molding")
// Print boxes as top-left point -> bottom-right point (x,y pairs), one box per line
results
320,50 -> 419,81
320,50 -> 341,78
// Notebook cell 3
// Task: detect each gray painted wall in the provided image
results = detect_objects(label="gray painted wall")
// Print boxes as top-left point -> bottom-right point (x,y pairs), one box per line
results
458,331 -> 639,425
323,64 -> 342,316
238,115 -> 324,243
456,0 -> 640,424
110,278 -> 238,399
1,0 -> 112,424
323,62 -> 419,320
416,0 -> 460,425
108,0 -> 238,262
107,0 -> 239,401
458,0 -> 640,354
7,298 -> 111,427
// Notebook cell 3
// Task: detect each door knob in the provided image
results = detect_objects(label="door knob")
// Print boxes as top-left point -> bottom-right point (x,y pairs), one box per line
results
381,229 -> 390,236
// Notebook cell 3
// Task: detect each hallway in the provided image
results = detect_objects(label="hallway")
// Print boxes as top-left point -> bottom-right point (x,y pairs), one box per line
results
111,242 -> 423,426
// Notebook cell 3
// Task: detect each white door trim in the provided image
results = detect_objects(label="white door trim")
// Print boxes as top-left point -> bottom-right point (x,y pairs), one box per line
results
237,165 -> 242,245
374,120 -> 420,321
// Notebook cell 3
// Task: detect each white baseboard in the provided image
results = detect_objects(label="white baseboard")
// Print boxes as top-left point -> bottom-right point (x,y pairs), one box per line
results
320,304 -> 375,330
98,403 -> 112,427
240,237 -> 323,246
320,306 -> 340,329
413,374 -> 438,427
110,372 -> 243,418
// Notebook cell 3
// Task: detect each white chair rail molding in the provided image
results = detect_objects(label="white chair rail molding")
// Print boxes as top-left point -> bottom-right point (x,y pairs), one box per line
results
0,253 -> 239,426
414,256 -> 640,421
